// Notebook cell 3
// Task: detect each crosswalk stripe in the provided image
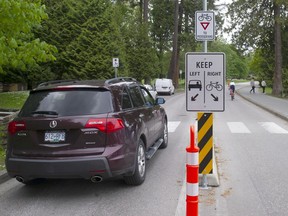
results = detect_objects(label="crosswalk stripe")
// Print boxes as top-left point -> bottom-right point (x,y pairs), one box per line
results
258,122 -> 288,134
168,121 -> 288,134
168,121 -> 181,133
227,122 -> 251,133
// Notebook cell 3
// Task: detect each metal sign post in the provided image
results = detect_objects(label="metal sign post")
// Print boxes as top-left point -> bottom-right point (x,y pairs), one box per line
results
184,0 -> 223,193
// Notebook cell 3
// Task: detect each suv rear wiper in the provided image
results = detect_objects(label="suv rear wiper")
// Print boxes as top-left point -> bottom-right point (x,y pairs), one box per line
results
31,111 -> 59,116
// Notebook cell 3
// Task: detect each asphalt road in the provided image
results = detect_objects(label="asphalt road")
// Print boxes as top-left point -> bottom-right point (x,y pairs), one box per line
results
0,92 -> 196,216
199,86 -> 288,216
1,90 -> 288,216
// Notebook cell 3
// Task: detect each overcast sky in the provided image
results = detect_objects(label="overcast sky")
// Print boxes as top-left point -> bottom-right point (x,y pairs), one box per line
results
215,0 -> 233,42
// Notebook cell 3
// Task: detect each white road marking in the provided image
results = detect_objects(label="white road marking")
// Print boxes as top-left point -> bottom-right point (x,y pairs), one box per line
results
227,122 -> 251,133
258,122 -> 288,134
168,121 -> 181,133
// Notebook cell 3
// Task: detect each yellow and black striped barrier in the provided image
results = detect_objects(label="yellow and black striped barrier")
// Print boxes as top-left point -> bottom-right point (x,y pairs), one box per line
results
197,112 -> 213,174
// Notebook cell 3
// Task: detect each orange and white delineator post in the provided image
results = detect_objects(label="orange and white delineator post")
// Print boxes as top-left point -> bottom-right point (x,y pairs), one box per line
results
186,126 -> 199,216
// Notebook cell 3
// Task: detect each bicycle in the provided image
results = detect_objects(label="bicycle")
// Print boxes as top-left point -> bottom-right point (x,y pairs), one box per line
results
206,81 -> 223,91
198,14 -> 212,21
230,89 -> 235,100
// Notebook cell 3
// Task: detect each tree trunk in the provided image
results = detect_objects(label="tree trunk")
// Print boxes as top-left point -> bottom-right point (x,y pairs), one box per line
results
174,1 -> 183,88
168,0 -> 179,88
272,1 -> 283,96
143,0 -> 148,22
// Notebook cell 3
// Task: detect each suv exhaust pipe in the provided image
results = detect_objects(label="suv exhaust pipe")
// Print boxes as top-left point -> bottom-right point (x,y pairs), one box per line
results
90,175 -> 103,183
16,176 -> 25,183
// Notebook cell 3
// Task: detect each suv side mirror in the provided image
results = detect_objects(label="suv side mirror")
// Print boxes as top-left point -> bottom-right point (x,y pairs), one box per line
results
156,97 -> 165,105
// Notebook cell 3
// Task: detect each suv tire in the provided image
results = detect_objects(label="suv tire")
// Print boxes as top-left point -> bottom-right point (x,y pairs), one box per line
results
160,119 -> 168,149
124,139 -> 146,185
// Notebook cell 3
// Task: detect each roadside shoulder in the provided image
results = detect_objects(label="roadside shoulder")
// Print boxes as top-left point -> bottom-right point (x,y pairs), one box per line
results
0,170 -> 10,184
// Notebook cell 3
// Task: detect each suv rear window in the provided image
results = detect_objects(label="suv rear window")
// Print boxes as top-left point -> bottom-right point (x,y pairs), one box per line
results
19,89 -> 113,117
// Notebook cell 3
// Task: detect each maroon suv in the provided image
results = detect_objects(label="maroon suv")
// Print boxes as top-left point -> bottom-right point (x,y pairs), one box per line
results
6,78 -> 168,185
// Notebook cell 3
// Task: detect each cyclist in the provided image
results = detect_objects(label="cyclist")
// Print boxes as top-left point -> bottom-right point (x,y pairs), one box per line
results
229,81 -> 235,100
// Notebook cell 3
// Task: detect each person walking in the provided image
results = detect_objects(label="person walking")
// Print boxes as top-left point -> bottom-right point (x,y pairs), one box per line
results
261,80 -> 266,93
250,78 -> 255,93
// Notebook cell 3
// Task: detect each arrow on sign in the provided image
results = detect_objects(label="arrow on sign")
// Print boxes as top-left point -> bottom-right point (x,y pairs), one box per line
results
211,94 -> 218,101
191,94 -> 199,101
200,22 -> 210,30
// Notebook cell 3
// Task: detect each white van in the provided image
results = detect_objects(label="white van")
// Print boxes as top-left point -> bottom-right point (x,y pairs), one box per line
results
155,78 -> 175,95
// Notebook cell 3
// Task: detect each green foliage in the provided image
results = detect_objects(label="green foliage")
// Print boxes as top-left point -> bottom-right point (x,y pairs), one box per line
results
248,49 -> 274,80
35,0 -> 128,80
150,0 -> 174,77
62,1 -> 118,79
0,0 -> 57,74
0,138 -> 5,170
125,22 -> 159,81
0,91 -> 29,110
5,0 -> 282,94
226,0 -> 288,96
207,40 -> 248,79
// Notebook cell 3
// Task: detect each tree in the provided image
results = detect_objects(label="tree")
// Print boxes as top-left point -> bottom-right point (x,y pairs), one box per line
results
248,49 -> 274,83
273,0 -> 283,95
37,0 -> 126,80
124,13 -> 159,82
0,0 -> 56,75
167,0 -> 180,87
227,0 -> 288,96
150,0 -> 174,77
62,0 -> 120,79
210,40 -> 248,79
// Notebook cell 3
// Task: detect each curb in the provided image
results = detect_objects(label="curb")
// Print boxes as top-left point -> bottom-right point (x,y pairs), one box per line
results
236,89 -> 288,122
0,169 -> 10,184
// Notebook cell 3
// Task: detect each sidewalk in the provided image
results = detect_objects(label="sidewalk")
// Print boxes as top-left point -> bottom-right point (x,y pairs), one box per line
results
236,83 -> 288,121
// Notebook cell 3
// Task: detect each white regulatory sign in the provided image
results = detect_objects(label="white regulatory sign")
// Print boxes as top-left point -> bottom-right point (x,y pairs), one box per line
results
113,58 -> 119,68
195,11 -> 215,41
185,52 -> 225,112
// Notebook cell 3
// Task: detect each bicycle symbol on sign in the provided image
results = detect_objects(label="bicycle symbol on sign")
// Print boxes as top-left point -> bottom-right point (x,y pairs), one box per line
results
206,81 -> 223,91
198,14 -> 212,21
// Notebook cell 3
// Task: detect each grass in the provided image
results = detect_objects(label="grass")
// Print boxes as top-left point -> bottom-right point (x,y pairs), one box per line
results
0,91 -> 29,170
0,125 -> 6,171
0,147 -> 5,170
0,91 -> 29,110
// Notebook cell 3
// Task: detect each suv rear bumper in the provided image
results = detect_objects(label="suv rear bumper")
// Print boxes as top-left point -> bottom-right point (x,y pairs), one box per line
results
6,156 -> 116,181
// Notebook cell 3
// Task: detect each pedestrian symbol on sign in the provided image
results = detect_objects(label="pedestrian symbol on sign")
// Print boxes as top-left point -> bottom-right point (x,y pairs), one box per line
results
113,58 -> 119,68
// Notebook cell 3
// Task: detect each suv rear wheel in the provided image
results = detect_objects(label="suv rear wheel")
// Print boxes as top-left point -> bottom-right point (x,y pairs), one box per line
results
160,119 -> 168,149
124,139 -> 146,185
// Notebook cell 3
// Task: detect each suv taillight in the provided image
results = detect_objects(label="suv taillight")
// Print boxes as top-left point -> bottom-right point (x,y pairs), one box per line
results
8,121 -> 26,135
85,118 -> 124,133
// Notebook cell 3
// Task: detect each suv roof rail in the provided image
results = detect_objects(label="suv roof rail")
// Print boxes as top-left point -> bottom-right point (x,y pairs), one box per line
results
37,80 -> 78,87
105,77 -> 137,85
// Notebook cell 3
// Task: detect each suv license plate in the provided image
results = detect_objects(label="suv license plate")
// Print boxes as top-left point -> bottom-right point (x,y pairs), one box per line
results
45,132 -> 65,142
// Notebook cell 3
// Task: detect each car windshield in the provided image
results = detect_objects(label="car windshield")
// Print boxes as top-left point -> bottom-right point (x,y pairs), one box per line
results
19,89 -> 113,117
